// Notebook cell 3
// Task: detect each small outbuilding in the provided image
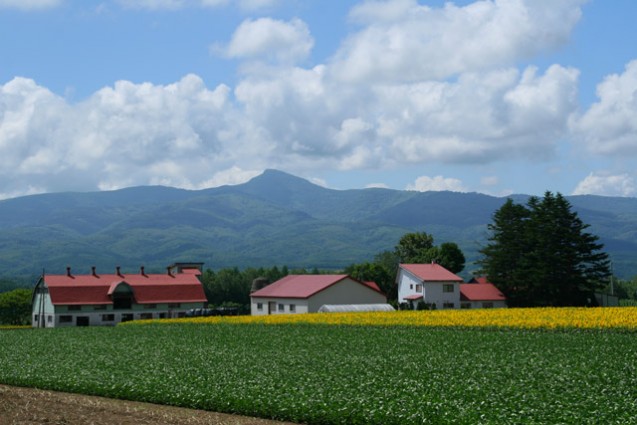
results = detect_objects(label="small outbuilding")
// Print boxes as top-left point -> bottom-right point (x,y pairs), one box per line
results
459,277 -> 507,309
318,304 -> 395,313
250,274 -> 386,315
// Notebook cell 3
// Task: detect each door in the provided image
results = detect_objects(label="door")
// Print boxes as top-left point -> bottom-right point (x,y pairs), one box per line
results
76,316 -> 89,327
268,301 -> 276,315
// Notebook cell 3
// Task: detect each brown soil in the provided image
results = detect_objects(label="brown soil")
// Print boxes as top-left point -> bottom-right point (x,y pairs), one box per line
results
0,385 -> 297,425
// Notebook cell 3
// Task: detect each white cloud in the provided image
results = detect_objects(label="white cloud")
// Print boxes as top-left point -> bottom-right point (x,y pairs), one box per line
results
0,0 -> 61,10
573,172 -> 636,197
222,18 -> 314,65
331,0 -> 585,83
405,175 -> 467,192
571,60 -> 637,156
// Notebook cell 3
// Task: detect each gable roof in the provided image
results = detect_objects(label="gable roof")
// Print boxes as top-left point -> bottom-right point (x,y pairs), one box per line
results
460,283 -> 506,302
250,274 -> 383,299
399,263 -> 463,282
43,268 -> 206,305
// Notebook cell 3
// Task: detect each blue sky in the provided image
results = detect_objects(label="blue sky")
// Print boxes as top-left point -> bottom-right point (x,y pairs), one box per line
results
1,0 -> 636,199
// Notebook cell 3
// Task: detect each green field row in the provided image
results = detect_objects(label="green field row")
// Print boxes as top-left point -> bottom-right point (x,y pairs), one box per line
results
1,325 -> 636,424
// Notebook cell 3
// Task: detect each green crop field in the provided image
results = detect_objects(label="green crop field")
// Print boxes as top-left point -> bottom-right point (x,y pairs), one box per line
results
1,324 -> 636,424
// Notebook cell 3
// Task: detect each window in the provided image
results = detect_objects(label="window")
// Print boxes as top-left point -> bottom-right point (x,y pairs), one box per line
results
60,315 -> 73,323
278,303 -> 284,312
34,314 -> 39,322
140,313 -> 153,320
68,305 -> 81,311
101,314 -> 115,322
146,304 -> 157,309
93,305 -> 107,310
121,314 -> 134,322
482,302 -> 494,309
443,302 -> 455,309
257,303 -> 263,311
443,284 -> 454,293
168,303 -> 181,309
289,304 -> 296,313
415,284 -> 423,293
47,315 -> 52,323
460,303 -> 471,309
410,284 -> 413,290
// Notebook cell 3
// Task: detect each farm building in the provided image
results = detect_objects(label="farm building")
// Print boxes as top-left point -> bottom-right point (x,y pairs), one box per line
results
32,263 -> 207,328
250,274 -> 386,315
397,263 -> 507,309
460,277 -> 507,309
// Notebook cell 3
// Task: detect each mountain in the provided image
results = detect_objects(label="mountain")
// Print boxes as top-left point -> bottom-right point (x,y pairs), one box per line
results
1,169 -> 636,280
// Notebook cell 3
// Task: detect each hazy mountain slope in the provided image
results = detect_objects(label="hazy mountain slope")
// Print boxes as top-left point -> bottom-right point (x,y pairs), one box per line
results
0,170 -> 636,280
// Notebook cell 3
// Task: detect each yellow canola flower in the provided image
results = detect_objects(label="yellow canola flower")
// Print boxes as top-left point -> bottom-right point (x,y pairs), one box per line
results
124,307 -> 637,330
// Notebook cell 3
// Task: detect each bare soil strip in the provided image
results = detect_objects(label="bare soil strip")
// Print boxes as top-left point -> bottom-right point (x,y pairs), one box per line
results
0,384 -> 297,425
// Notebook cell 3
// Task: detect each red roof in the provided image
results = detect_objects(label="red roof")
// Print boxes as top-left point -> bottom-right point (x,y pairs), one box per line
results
404,294 -> 424,300
460,283 -> 506,302
250,275 -> 383,299
400,264 -> 462,282
44,270 -> 206,305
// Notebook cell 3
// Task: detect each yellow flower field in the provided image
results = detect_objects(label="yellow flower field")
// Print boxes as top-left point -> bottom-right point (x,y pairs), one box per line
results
125,307 -> 637,330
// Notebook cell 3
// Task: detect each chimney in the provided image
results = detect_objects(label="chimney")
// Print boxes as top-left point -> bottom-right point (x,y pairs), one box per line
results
66,266 -> 72,278
140,266 -> 146,277
116,266 -> 122,277
167,266 -> 174,277
91,266 -> 97,277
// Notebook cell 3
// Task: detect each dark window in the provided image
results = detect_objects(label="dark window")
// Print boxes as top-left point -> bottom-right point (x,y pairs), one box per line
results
278,303 -> 284,312
121,314 -> 134,322
101,314 -> 115,322
76,316 -> 89,326
443,302 -> 455,309
140,313 -> 153,320
443,284 -> 454,293
257,303 -> 263,310
113,295 -> 133,310
289,304 -> 296,313
482,302 -> 494,309
60,315 -> 73,323
68,305 -> 81,311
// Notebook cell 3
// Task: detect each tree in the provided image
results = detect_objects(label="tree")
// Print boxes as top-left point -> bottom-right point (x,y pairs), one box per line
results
394,232 -> 435,263
0,288 -> 32,325
479,192 -> 610,307
394,231 -> 466,273
345,261 -> 396,301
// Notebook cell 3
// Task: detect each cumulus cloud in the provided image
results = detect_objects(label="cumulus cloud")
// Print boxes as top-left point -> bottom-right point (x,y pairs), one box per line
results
330,0 -> 585,83
0,0 -> 599,198
221,18 -> 314,65
573,172 -> 637,197
571,60 -> 637,156
0,0 -> 61,10
405,175 -> 467,192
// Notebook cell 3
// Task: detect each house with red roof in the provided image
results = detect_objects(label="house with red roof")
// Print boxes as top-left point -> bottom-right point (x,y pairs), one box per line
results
250,274 -> 387,315
398,264 -> 507,309
397,263 -> 463,309
32,263 -> 207,327
460,277 -> 507,309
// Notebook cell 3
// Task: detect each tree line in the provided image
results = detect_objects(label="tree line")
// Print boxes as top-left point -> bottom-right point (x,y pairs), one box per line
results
0,191 -> 628,324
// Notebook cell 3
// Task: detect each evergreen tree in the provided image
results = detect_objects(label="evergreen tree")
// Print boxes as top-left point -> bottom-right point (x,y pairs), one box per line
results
480,193 -> 610,306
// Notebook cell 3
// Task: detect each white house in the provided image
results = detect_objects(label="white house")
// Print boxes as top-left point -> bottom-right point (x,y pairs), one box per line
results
250,274 -> 386,315
397,263 -> 463,309
32,263 -> 207,328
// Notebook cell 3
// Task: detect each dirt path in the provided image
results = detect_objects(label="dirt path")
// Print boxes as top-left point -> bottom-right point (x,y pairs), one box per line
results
0,385 -> 297,425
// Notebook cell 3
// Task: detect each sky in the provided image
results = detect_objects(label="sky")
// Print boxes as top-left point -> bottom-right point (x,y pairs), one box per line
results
0,0 -> 636,200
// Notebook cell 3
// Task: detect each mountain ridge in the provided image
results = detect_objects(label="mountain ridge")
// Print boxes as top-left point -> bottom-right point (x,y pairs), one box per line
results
1,169 -> 636,280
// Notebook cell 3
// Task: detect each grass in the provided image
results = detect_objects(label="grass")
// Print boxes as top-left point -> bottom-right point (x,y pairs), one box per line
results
1,323 -> 636,424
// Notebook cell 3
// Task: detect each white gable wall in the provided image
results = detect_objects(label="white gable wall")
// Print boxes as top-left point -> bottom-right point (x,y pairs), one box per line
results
397,269 -> 460,308
308,278 -> 386,312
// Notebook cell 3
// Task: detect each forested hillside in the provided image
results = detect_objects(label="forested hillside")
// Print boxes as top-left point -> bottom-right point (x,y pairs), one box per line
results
0,169 -> 636,281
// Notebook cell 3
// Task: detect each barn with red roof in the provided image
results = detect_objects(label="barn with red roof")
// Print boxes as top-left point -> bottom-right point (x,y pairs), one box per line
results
250,274 -> 386,315
32,263 -> 207,327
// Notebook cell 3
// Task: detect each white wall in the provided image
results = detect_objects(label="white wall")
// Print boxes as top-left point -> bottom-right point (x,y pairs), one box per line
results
397,269 -> 460,308
250,298 -> 309,315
